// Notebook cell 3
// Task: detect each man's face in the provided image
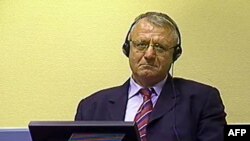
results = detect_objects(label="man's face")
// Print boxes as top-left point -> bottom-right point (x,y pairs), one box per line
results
129,19 -> 177,86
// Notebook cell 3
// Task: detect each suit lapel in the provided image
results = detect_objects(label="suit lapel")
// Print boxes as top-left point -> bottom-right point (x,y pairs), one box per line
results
149,76 -> 180,123
106,79 -> 130,120
103,77 -> 180,122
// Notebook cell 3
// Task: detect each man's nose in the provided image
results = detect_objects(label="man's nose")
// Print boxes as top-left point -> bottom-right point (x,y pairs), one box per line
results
144,45 -> 156,59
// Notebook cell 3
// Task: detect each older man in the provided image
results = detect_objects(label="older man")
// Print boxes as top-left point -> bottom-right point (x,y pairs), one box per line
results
75,12 -> 226,141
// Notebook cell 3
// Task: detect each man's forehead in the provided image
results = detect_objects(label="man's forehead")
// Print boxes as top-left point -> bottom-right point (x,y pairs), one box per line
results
131,20 -> 174,40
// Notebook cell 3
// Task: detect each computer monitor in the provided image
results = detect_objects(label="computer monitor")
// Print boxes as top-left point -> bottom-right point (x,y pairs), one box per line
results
28,121 -> 141,141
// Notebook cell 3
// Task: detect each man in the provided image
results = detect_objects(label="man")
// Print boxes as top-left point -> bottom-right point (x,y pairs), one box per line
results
75,12 -> 227,141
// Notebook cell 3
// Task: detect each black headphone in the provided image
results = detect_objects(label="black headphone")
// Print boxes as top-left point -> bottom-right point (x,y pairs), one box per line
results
122,13 -> 182,62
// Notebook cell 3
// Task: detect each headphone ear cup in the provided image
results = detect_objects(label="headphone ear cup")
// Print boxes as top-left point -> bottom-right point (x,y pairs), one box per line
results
122,41 -> 130,57
173,46 -> 182,62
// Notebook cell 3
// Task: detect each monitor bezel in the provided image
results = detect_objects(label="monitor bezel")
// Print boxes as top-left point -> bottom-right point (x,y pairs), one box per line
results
28,121 -> 141,141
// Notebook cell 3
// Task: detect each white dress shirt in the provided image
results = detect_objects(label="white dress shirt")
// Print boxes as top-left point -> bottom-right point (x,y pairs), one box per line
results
124,76 -> 167,121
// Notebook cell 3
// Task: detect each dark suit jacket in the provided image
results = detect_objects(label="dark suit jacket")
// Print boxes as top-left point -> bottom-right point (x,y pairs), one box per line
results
75,76 -> 226,141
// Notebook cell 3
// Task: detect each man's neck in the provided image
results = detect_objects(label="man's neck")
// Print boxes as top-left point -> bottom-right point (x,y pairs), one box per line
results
131,74 -> 168,88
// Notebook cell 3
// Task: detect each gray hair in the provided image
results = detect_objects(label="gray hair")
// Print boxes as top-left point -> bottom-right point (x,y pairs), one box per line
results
130,12 -> 180,44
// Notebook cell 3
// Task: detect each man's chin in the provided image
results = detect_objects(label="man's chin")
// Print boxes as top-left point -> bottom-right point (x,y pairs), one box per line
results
138,70 -> 157,78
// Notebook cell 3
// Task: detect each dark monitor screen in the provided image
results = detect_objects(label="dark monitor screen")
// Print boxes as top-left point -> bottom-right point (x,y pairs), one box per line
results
28,121 -> 141,141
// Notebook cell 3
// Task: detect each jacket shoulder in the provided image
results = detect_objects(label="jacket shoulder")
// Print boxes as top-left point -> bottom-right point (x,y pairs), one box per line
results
79,85 -> 125,104
173,77 -> 219,92
75,79 -> 130,120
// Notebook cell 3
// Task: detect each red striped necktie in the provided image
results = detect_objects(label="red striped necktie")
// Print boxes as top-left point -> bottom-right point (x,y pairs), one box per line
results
134,88 -> 153,141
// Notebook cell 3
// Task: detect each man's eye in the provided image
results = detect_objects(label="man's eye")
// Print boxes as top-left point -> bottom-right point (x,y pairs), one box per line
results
154,44 -> 166,51
136,43 -> 148,48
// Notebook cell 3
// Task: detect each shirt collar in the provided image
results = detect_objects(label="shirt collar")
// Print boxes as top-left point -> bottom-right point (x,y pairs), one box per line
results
128,75 -> 168,99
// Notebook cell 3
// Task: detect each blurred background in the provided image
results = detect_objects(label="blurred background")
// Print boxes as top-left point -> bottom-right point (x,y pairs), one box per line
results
0,0 -> 249,127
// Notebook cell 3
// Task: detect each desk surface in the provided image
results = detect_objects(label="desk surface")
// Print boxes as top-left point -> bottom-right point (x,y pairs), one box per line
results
0,128 -> 32,141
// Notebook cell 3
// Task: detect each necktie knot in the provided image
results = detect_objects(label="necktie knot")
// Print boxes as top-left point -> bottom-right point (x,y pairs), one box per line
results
140,88 -> 153,100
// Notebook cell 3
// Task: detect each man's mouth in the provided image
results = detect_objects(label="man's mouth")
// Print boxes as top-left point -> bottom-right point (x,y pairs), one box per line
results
140,64 -> 157,68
